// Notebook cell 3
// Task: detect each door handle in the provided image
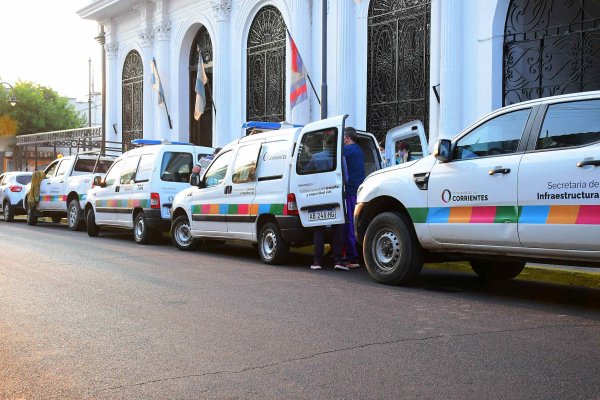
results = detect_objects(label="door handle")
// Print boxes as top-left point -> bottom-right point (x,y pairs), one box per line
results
46,182 -> 51,185
115,186 -> 120,193
224,185 -> 232,195
577,160 -> 600,167
488,168 -> 511,175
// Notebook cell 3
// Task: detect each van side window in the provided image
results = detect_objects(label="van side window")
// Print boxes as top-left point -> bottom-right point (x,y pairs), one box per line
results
120,156 -> 141,184
160,152 -> 193,183
56,160 -> 71,177
536,99 -> 600,150
454,109 -> 530,160
104,159 -> 123,187
296,128 -> 338,175
232,144 -> 261,184
204,151 -> 232,188
134,154 -> 154,183
257,140 -> 288,181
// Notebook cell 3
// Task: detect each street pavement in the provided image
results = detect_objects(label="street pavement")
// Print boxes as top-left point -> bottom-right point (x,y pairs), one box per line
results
1,219 -> 599,400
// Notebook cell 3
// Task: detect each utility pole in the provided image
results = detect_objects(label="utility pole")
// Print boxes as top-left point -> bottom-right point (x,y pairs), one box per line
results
88,57 -> 92,128
321,0 -> 327,119
95,24 -> 106,154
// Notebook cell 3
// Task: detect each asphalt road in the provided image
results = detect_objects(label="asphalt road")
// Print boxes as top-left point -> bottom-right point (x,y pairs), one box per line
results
1,219 -> 599,400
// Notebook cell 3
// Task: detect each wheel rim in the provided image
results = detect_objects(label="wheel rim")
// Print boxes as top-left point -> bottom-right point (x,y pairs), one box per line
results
69,205 -> 78,226
135,217 -> 145,239
372,228 -> 401,273
175,221 -> 192,247
261,229 -> 277,260
3,205 -> 8,220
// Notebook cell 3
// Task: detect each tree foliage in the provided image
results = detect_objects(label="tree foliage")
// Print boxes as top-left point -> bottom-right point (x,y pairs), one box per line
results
0,80 -> 86,137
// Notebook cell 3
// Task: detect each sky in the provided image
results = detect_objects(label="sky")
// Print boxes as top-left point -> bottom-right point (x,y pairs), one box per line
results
0,0 -> 101,100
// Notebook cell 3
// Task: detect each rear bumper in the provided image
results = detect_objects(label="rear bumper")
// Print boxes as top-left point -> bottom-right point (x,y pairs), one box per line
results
144,209 -> 171,231
276,215 -> 313,246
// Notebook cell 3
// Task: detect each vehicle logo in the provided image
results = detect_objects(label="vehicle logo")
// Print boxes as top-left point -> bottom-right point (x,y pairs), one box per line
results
168,196 -> 174,202
441,189 -> 452,203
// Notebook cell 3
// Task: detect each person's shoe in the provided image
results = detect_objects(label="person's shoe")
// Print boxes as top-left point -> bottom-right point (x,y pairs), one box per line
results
310,264 -> 322,270
334,262 -> 349,271
345,259 -> 361,269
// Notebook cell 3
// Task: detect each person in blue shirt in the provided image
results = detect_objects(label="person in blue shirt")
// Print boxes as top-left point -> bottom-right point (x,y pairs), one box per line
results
340,127 -> 365,270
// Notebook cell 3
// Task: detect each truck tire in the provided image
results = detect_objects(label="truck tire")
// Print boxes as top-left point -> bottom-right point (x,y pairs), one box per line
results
3,201 -> 14,222
470,260 -> 526,281
363,211 -> 423,285
68,199 -> 83,231
258,222 -> 289,265
133,212 -> 155,244
26,203 -> 38,226
171,215 -> 199,251
86,209 -> 100,237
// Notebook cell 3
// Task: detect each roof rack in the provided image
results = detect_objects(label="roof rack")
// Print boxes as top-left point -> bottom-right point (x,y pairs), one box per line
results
242,121 -> 304,132
131,139 -> 193,146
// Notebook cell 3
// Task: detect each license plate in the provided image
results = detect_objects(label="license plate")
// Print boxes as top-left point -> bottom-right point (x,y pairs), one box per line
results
308,209 -> 336,221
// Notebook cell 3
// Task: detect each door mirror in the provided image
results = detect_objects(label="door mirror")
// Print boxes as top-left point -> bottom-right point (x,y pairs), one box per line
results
93,175 -> 105,188
189,173 -> 201,187
434,139 -> 452,163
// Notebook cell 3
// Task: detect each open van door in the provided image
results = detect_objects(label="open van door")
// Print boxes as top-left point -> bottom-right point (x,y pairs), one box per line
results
384,120 -> 428,167
290,115 -> 347,227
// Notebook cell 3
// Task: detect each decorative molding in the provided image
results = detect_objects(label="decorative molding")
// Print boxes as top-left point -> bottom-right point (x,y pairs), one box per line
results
211,0 -> 232,22
105,42 -> 119,58
155,21 -> 171,40
138,28 -> 154,47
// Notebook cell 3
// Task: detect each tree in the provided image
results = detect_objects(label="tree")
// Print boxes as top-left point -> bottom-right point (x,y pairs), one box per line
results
0,81 -> 86,137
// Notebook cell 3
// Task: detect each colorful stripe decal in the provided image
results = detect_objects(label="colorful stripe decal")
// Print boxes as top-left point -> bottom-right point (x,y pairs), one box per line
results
409,205 -> 600,225
192,203 -> 286,216
40,195 -> 67,202
95,199 -> 151,208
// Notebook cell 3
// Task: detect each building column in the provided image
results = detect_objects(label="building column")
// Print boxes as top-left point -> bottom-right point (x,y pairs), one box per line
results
137,2 -> 155,140
290,0 -> 312,126
154,21 -> 171,139
331,0 -> 355,126
212,0 -> 232,146
439,0 -> 463,140
105,41 -> 119,145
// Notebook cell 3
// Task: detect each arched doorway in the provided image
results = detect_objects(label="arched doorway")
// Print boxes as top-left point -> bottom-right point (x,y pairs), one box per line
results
122,50 -> 144,151
367,0 -> 431,140
247,5 -> 286,122
504,0 -> 600,105
189,26 -> 214,147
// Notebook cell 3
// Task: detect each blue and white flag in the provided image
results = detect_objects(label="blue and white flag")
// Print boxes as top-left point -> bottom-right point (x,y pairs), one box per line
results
194,51 -> 209,121
151,57 -> 166,106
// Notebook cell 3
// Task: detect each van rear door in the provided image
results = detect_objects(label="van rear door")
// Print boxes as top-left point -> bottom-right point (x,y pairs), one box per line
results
290,115 -> 346,227
384,120 -> 428,166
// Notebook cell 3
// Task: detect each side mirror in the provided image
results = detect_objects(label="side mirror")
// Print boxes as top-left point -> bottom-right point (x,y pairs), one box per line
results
434,139 -> 452,163
93,175 -> 105,188
189,173 -> 205,188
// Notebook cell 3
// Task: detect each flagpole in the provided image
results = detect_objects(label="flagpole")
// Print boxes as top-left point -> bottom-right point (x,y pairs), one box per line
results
152,58 -> 173,129
285,27 -> 321,105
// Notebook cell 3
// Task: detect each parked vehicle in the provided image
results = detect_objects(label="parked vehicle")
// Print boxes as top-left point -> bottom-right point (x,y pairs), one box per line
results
355,91 -> 600,285
24,155 -> 115,229
85,140 -> 213,244
170,115 -> 382,264
0,172 -> 33,222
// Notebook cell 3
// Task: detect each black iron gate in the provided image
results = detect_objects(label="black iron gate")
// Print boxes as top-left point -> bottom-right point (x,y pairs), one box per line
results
122,50 -> 144,151
189,26 -> 214,147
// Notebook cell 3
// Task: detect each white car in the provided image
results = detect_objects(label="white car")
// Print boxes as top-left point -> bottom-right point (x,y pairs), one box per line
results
0,171 -> 33,222
355,91 -> 600,285
85,140 -> 213,244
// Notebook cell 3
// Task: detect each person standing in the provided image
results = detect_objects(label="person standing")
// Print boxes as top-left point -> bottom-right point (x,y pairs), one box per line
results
340,127 -> 365,269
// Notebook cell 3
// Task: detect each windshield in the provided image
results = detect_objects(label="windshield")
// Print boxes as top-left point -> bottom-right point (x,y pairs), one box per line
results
16,175 -> 32,185
74,159 -> 114,173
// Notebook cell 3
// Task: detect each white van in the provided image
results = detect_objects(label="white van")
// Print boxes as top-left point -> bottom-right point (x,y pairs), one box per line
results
170,115 -> 382,264
84,140 -> 213,243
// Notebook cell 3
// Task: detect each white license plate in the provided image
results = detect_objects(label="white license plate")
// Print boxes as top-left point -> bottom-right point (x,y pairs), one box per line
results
308,209 -> 336,221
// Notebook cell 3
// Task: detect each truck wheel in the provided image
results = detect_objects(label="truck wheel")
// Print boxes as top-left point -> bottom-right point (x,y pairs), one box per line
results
363,212 -> 423,285
470,260 -> 526,281
26,204 -> 38,226
3,201 -> 14,222
133,212 -> 155,244
68,199 -> 83,231
171,215 -> 199,251
86,209 -> 100,237
258,222 -> 289,265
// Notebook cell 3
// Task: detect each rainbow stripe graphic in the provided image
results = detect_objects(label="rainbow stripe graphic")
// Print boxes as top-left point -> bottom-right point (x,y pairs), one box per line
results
40,195 -> 67,202
191,203 -> 285,216
408,205 -> 600,225
96,199 -> 151,209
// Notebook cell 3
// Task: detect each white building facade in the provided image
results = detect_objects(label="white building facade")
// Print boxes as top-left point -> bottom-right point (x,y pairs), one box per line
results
77,0 -> 600,149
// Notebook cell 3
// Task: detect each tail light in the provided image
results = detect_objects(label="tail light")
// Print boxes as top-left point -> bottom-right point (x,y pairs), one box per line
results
150,192 -> 160,209
285,193 -> 298,216
9,185 -> 22,192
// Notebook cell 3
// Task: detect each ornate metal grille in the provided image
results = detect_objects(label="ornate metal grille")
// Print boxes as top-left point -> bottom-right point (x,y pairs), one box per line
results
367,0 -> 431,140
122,51 -> 144,151
504,0 -> 600,105
247,5 -> 286,122
190,26 -> 214,147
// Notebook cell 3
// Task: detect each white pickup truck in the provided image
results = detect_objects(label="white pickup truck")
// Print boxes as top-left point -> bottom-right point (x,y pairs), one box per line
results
25,155 -> 114,230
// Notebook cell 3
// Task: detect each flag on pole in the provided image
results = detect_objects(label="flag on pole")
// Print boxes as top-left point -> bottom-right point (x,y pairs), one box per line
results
194,49 -> 209,121
287,31 -> 308,110
151,57 -> 166,106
